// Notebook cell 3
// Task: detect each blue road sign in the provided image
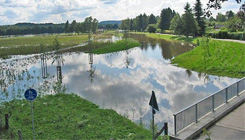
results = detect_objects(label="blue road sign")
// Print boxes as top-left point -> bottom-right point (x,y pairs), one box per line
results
24,88 -> 37,101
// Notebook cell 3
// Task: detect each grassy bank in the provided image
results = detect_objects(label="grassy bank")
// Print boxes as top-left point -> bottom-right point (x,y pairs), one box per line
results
171,38 -> 245,78
0,34 -> 88,58
131,32 -> 198,44
61,39 -> 141,55
88,39 -> 140,54
134,32 -> 245,78
0,94 -> 152,139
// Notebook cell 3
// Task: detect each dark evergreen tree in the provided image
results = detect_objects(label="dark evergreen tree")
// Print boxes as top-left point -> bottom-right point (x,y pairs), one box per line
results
65,20 -> 69,33
159,8 -> 173,31
194,0 -> 206,36
142,13 -> 149,31
70,20 -> 76,33
137,14 -> 143,31
149,14 -> 157,24
182,3 -> 198,38
226,10 -> 235,20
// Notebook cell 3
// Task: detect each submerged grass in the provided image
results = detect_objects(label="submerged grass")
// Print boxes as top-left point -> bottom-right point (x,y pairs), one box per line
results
0,34 -> 88,58
0,94 -> 152,139
171,38 -> 245,78
88,39 -> 140,54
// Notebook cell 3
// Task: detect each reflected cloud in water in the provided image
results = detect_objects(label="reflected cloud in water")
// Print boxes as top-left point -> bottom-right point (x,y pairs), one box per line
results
0,34 -> 239,134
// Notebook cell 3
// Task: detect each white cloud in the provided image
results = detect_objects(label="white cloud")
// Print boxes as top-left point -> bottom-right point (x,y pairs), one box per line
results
0,0 -> 243,25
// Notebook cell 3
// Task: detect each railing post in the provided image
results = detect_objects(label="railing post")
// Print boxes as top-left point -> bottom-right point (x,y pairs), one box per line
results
237,82 -> 239,96
174,114 -> 177,136
225,88 -> 228,103
212,95 -> 215,112
5,114 -> 9,130
195,104 -> 198,123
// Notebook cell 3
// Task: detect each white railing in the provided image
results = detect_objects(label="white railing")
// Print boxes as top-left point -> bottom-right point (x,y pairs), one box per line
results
173,77 -> 245,136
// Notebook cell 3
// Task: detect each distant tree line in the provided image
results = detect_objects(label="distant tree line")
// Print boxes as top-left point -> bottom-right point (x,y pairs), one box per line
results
0,23 -> 65,36
120,13 -> 161,32
98,23 -> 119,30
0,16 -> 98,36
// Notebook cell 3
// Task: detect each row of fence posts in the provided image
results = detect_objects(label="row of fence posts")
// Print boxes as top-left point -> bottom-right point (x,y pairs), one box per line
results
2,114 -> 23,140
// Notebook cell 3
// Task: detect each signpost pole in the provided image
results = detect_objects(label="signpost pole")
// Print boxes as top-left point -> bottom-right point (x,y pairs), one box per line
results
31,101 -> 36,140
152,107 -> 154,140
149,91 -> 159,140
25,88 -> 37,140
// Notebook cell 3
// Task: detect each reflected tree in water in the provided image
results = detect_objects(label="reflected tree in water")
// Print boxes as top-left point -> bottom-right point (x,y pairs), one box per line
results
186,69 -> 192,78
52,38 -> 64,83
87,53 -> 96,83
87,32 -> 96,83
40,44 -> 48,79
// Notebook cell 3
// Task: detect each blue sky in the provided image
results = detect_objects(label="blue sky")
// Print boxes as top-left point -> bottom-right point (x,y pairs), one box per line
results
0,0 -> 243,25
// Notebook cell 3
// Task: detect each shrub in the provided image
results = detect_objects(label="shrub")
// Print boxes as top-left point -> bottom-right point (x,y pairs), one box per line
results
147,26 -> 156,33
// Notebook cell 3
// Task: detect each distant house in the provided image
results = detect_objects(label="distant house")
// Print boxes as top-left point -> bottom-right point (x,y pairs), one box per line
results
214,24 -> 224,29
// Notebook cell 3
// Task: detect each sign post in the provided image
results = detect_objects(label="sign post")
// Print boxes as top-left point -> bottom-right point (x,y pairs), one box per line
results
24,88 -> 37,140
149,91 -> 159,140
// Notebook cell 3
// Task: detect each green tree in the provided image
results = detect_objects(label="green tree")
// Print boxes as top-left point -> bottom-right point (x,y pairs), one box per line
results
226,16 -> 242,32
149,14 -> 157,24
136,14 -> 143,31
84,17 -> 93,32
159,8 -> 172,31
142,13 -> 149,31
92,18 -> 98,33
216,13 -> 226,22
182,3 -> 198,38
147,24 -> 157,33
226,10 -> 235,20
70,20 -> 76,33
65,20 -> 69,33
170,13 -> 183,34
121,18 -> 131,30
209,16 -> 216,22
194,0 -> 206,36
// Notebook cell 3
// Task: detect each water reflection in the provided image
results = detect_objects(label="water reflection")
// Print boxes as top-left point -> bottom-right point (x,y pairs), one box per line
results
129,34 -> 195,60
0,35 -> 239,134
88,53 -> 96,83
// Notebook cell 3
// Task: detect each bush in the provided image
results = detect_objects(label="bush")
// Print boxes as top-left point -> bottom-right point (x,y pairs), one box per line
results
147,26 -> 156,33
206,31 -> 245,40
156,29 -> 161,33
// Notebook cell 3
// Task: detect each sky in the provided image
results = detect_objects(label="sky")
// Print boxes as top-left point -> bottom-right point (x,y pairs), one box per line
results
0,0 -> 243,25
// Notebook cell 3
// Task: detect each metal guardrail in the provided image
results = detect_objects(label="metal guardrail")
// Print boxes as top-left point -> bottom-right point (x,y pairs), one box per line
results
173,77 -> 245,136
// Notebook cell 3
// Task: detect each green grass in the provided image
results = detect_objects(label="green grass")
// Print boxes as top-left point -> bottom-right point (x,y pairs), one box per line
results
171,38 -> 245,78
88,39 -> 140,54
0,94 -> 152,139
131,32 -> 198,44
0,34 -> 88,58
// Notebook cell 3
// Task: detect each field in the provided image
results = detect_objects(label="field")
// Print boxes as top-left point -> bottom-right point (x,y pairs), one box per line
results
0,34 -> 88,58
0,94 -> 153,139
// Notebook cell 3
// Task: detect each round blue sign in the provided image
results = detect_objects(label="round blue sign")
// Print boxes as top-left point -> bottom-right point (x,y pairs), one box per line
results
24,88 -> 37,101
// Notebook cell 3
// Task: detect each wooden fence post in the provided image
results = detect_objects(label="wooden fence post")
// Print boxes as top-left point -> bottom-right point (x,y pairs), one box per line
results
5,114 -> 9,130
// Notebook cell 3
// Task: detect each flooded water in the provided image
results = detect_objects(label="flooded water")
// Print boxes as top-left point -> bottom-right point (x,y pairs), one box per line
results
0,34 -> 238,134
